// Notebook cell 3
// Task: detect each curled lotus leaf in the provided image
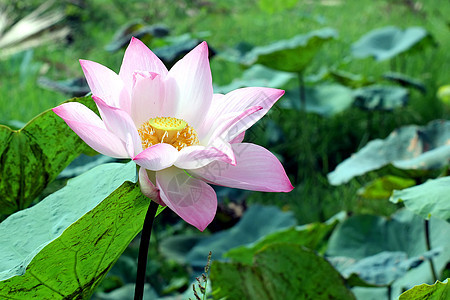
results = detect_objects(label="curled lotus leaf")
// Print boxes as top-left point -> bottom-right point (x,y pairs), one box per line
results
351,26 -> 435,61
390,176 -> 450,222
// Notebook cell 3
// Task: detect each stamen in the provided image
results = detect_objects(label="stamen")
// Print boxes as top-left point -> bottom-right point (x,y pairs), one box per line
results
138,117 -> 200,151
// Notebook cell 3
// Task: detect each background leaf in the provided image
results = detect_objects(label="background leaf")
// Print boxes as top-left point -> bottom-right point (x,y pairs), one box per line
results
0,96 -> 97,215
282,84 -> 354,116
211,243 -> 356,300
223,220 -> 337,264
243,28 -> 338,72
214,64 -> 297,94
326,209 -> 450,298
328,120 -> 450,185
185,205 -> 296,270
0,161 -> 161,298
351,26 -> 434,61
390,176 -> 450,222
357,175 -> 416,199
353,85 -> 409,111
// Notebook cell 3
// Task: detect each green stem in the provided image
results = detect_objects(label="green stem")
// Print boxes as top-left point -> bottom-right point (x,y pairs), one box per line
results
424,219 -> 438,282
134,200 -> 159,300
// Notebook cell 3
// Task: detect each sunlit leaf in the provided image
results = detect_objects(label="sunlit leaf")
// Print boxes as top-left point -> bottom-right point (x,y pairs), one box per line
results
390,176 -> 450,222
211,243 -> 355,300
353,85 -> 409,111
242,28 -> 338,72
282,84 -> 354,116
0,96 -> 98,215
357,175 -> 416,199
223,221 -> 337,264
0,161 -> 162,298
328,120 -> 450,185
351,26 -> 435,61
186,205 -> 296,269
437,85 -> 450,105
399,279 -> 449,300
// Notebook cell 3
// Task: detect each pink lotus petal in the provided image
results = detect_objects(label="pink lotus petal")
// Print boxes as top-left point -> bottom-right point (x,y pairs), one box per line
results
191,143 -> 293,192
53,102 -> 129,158
202,88 -> 284,136
133,143 -> 179,171
203,105 -> 262,144
79,59 -> 129,109
197,93 -> 223,138
167,42 -> 212,129
130,71 -> 166,127
175,144 -> 234,170
138,167 -> 165,206
93,96 -> 143,157
119,37 -> 168,90
230,131 -> 245,144
156,167 -> 217,231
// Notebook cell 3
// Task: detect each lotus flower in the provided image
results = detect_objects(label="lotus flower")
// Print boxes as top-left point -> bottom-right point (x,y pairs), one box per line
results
53,37 -> 293,231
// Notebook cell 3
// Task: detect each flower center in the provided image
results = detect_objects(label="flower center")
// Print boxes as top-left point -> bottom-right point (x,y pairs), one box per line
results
137,117 -> 199,151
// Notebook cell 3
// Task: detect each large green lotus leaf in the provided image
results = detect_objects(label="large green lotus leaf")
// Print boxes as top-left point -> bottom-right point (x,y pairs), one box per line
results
326,209 -> 450,298
357,175 -> 416,199
211,243 -> 355,300
328,120 -> 450,185
390,177 -> 450,222
353,85 -> 409,111
0,161 -> 162,298
0,96 -> 97,215
214,64 -> 297,94
282,84 -> 354,116
351,26 -> 434,61
223,221 -> 337,264
186,205 -> 296,269
243,28 -> 338,72
399,279 -> 449,300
